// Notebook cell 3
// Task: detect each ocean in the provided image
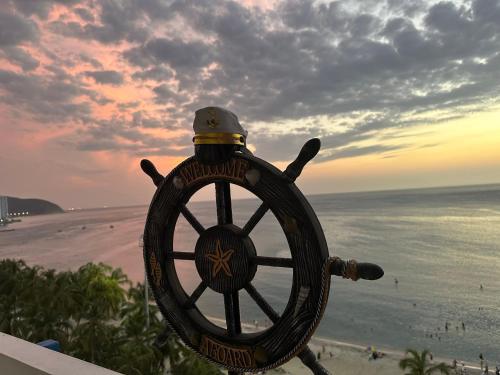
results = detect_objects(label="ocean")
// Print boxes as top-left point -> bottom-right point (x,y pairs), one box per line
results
1,184 -> 499,364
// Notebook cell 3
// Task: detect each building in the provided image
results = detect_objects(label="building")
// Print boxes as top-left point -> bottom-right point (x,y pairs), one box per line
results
0,196 -> 8,220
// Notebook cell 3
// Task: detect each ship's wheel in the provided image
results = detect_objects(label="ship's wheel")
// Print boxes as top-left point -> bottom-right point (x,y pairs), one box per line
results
141,138 -> 383,374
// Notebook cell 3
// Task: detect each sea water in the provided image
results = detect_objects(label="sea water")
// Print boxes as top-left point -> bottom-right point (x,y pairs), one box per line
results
1,184 -> 499,363
177,184 -> 500,364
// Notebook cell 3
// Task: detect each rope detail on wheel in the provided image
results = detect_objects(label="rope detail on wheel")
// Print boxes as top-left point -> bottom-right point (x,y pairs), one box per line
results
331,257 -> 360,281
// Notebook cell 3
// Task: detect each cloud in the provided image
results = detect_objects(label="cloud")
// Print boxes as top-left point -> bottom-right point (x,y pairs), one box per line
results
1,0 -> 500,164
0,69 -> 94,123
74,7 -> 95,23
49,0 -> 150,44
11,0 -> 81,19
124,38 -> 214,71
318,144 -> 405,161
131,66 -> 173,81
131,110 -> 179,129
78,53 -> 103,69
73,118 -> 190,156
0,11 -> 39,46
0,47 -> 40,71
84,70 -> 124,85
151,83 -> 188,105
11,0 -> 53,19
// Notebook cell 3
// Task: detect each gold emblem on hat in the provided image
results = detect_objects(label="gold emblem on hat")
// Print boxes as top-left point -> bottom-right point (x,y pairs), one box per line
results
206,108 -> 219,128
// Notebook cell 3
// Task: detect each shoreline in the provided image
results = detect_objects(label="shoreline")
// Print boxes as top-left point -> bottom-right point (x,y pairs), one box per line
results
306,335 -> 482,374
207,317 -> 483,374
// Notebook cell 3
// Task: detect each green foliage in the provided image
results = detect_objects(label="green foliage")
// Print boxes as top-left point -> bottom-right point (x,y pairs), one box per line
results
167,336 -> 224,375
0,259 -> 223,375
399,349 -> 452,375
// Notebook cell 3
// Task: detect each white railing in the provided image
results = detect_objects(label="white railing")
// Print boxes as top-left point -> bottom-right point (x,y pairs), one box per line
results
0,333 -> 121,375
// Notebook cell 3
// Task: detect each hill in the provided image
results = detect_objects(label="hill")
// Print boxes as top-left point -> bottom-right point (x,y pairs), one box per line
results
7,196 -> 64,215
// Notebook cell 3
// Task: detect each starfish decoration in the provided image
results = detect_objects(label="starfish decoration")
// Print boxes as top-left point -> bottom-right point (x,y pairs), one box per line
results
205,240 -> 234,278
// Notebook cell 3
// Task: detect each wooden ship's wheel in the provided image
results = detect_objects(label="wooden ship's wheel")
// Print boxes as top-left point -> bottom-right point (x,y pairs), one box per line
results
141,107 -> 384,374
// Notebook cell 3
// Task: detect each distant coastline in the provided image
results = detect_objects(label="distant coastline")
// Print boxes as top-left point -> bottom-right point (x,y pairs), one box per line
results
6,196 -> 64,216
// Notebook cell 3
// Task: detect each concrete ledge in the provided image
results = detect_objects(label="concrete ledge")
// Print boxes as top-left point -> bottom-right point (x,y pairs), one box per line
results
0,333 -> 122,375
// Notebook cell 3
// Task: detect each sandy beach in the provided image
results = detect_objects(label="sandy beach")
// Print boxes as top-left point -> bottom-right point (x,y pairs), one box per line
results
270,337 -> 483,375
206,318 -> 483,375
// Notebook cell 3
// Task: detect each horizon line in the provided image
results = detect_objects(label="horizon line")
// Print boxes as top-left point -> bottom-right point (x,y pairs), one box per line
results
62,180 -> 500,211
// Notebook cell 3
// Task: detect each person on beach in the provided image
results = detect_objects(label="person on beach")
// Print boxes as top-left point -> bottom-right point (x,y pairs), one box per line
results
494,365 -> 499,375
480,353 -> 484,370
368,346 -> 384,361
368,346 -> 376,360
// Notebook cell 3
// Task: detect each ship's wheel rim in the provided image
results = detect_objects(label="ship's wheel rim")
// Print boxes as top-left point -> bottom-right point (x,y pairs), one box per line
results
143,153 -> 331,371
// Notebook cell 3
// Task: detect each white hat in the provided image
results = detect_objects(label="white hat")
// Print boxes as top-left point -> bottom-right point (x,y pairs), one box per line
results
193,107 -> 247,145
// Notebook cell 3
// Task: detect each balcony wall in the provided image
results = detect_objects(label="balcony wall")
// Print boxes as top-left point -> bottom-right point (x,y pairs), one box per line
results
0,333 -> 121,375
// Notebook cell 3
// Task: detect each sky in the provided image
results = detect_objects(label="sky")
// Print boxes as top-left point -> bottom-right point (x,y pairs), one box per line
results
1,0 -> 500,209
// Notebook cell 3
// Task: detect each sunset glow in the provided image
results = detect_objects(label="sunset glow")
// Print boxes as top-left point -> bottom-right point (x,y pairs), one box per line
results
1,0 -> 500,208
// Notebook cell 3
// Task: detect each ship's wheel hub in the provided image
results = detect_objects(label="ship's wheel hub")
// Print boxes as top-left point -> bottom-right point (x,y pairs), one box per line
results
195,224 -> 257,293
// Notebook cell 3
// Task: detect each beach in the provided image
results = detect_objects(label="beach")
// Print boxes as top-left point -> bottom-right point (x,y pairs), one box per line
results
203,317 -> 483,374
1,185 -> 499,369
272,337 -> 483,375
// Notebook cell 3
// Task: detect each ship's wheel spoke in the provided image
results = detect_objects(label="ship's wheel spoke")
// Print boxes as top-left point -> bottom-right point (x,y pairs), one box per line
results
224,291 -> 241,336
183,281 -> 207,309
245,283 -> 279,322
215,181 -> 233,225
215,182 -> 240,336
253,256 -> 293,268
170,251 -> 195,260
241,203 -> 269,236
179,204 -> 205,234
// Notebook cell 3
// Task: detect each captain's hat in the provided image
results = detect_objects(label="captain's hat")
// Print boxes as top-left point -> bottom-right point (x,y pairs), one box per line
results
193,107 -> 247,146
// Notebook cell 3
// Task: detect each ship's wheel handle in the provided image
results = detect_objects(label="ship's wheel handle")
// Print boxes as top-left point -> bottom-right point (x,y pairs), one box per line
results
140,159 -> 163,187
330,258 -> 384,281
284,138 -> 321,182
